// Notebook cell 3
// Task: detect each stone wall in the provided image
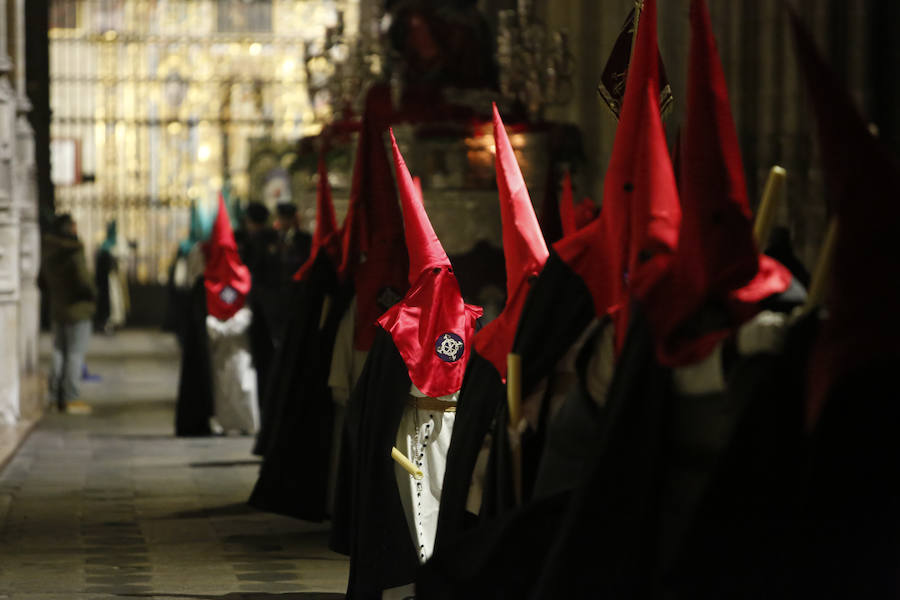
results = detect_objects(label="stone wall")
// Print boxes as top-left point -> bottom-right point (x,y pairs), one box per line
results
0,0 -> 41,425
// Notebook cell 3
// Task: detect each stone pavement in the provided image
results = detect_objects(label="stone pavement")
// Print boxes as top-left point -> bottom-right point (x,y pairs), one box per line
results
0,330 -> 348,599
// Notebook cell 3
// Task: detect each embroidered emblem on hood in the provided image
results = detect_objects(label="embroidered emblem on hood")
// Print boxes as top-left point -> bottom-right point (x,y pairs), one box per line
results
219,285 -> 238,305
435,332 -> 464,363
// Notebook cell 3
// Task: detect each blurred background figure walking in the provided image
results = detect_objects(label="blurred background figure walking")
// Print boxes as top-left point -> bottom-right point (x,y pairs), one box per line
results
94,220 -> 129,335
40,213 -> 96,414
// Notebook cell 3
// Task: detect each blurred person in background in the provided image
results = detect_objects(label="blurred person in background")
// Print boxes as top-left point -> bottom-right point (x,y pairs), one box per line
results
40,213 -> 96,414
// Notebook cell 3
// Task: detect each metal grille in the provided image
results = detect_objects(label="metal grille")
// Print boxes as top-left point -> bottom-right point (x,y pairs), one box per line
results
49,0 -> 359,283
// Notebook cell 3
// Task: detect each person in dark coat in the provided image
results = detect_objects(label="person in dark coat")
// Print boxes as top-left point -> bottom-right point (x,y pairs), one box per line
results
94,220 -> 127,333
249,155 -> 351,521
275,202 -> 312,285
41,213 -> 96,413
241,201 -> 281,409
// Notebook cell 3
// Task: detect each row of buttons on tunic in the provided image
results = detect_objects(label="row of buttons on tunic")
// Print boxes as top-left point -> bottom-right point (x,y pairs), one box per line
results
416,413 -> 435,561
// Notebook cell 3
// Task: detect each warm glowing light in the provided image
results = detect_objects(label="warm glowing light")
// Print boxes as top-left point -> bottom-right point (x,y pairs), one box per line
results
198,145 -> 211,162
282,58 -> 296,74
249,43 -> 262,56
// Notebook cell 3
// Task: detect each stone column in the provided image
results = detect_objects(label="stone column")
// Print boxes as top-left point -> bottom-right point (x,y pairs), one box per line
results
15,0 -> 39,417
0,0 -> 20,425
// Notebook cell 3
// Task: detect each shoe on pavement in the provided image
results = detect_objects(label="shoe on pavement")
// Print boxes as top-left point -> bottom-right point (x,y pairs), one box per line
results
66,401 -> 93,415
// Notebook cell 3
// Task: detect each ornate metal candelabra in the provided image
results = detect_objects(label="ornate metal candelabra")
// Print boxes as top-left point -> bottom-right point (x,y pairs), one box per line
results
497,0 -> 575,122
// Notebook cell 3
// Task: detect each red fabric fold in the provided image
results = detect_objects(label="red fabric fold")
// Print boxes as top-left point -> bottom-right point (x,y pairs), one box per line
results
377,130 -> 482,397
474,104 -> 550,380
339,87 -> 410,350
553,0 -> 681,353
789,8 -> 900,427
294,154 -> 341,281
205,193 -> 252,321
559,170 -> 578,239
574,196 -> 598,232
649,0 -> 791,366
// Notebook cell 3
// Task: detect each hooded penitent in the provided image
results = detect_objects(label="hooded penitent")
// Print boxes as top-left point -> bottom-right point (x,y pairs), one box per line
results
378,130 -> 483,398
553,0 -> 680,352
294,154 -> 342,281
789,10 -> 900,422
473,104 -> 549,381
559,171 -> 598,239
100,220 -> 117,253
647,0 -> 792,366
339,110 -> 410,351
205,193 -> 252,322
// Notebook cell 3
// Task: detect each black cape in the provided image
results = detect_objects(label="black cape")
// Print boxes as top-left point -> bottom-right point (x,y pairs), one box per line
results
174,277 -> 214,436
531,305 -> 813,599
462,251 -> 596,526
796,334 -> 900,597
420,251 -> 596,595
248,252 -> 351,522
94,247 -> 114,329
418,311 -> 664,598
164,251 -> 192,346
337,328 -> 419,598
423,280 -> 812,598
242,226 -> 284,406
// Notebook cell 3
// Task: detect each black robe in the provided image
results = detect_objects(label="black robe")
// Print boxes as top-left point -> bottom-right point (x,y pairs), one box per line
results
94,248 -> 114,329
338,328 -> 420,598
243,226 -> 283,408
252,278 -> 305,457
248,252 -> 351,522
531,304 -> 813,599
665,311 -> 816,598
418,311 -> 666,599
795,339 -> 900,596
174,277 -> 214,436
436,250 -> 595,545
423,279 -> 812,598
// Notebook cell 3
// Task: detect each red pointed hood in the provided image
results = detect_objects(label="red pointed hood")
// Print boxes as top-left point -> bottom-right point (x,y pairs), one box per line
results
649,0 -> 791,365
377,130 -> 483,397
554,0 -> 681,352
559,170 -> 578,238
294,154 -> 341,281
474,104 -> 550,380
340,113 -> 410,350
789,8 -> 900,427
205,193 -> 252,321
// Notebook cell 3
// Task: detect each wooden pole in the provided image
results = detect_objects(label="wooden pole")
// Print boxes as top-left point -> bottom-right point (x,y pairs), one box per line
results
507,353 -> 522,426
507,353 -> 523,504
804,218 -> 839,312
753,165 -> 787,250
391,447 -> 423,480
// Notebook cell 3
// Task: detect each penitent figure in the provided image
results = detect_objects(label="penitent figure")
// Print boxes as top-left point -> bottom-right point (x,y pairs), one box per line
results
204,194 -> 259,435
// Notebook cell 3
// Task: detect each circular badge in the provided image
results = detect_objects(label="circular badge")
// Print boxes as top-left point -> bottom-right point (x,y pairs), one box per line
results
434,332 -> 465,363
219,285 -> 238,305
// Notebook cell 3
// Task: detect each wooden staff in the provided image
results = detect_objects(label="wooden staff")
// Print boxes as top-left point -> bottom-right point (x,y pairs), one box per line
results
391,447 -> 423,480
318,295 -> 332,330
804,218 -> 839,312
754,165 -> 787,250
507,353 -> 523,504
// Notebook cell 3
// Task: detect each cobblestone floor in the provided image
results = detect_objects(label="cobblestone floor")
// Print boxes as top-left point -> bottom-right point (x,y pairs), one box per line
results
0,330 -> 348,599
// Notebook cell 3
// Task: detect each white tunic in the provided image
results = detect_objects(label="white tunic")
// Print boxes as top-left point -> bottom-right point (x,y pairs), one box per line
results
206,306 -> 260,434
394,384 -> 459,565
